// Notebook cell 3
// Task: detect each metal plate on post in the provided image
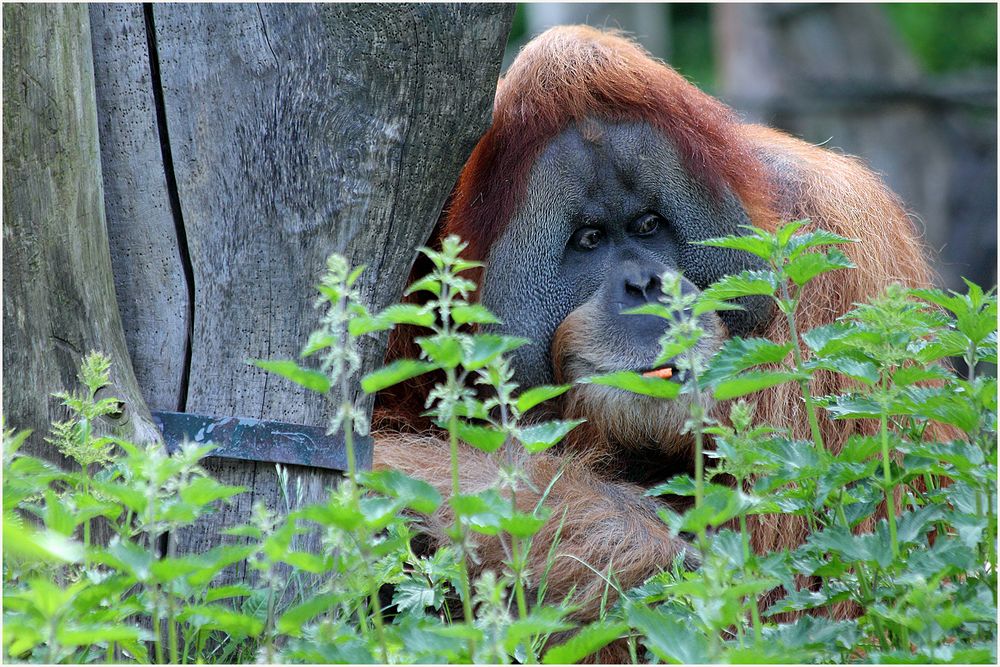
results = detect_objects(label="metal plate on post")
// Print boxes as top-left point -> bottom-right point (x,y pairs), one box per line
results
151,410 -> 367,472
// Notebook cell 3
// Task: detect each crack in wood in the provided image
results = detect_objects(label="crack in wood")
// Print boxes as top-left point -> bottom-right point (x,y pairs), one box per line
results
142,4 -> 196,413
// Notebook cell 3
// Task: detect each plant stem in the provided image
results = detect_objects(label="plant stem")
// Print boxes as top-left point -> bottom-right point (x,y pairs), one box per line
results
365,555 -> 389,662
82,469 -> 92,549
152,597 -> 164,664
628,634 -> 639,664
685,348 -> 706,511
146,490 -> 164,664
966,341 -> 978,385
343,403 -> 357,486
510,535 -> 537,663
448,409 -> 477,659
264,576 -> 275,663
779,281 -> 824,453
879,408 -> 899,559
738,510 -> 762,643
836,499 -> 894,647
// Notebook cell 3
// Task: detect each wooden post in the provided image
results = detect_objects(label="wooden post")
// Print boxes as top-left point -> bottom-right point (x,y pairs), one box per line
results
87,3 -> 513,581
2,3 -> 160,459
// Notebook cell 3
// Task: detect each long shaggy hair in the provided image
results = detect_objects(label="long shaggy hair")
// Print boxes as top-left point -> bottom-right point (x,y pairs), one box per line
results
375,24 -> 951,644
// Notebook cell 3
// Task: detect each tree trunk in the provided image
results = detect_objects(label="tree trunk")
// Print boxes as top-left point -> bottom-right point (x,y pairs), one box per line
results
88,2 -> 513,583
2,3 -> 160,461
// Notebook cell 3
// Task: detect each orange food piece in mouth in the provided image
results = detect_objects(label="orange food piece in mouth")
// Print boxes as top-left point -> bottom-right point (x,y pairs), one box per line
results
642,366 -> 673,379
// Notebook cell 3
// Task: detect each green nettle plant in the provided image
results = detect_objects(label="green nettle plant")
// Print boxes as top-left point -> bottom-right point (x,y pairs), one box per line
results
4,224 -> 996,664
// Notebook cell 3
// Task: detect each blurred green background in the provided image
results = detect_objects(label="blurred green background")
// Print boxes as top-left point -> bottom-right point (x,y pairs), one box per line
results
502,3 -> 997,292
506,3 -> 997,88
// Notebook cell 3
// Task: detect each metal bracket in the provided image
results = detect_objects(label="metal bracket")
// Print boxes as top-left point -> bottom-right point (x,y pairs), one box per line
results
151,410 -> 368,472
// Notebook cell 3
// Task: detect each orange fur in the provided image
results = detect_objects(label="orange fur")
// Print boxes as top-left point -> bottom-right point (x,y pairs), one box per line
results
373,26 -> 952,657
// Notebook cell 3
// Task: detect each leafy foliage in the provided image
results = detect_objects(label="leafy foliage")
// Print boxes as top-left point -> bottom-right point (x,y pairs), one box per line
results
4,224 -> 996,663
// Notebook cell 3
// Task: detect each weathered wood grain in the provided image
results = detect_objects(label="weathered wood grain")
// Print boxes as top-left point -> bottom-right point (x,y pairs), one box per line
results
2,3 -> 160,460
89,3 -> 190,413
89,3 -> 512,580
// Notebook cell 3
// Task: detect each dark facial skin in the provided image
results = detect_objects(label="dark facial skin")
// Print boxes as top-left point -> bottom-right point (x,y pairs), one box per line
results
480,120 -> 771,389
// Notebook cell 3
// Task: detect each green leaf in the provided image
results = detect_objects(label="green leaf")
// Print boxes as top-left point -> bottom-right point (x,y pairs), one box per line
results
693,298 -> 745,316
542,621 -> 628,664
453,257 -> 484,274
948,513 -> 987,550
276,593 -> 338,635
504,606 -> 574,653
454,420 -> 507,453
405,275 -> 442,297
622,302 -> 675,319
806,354 -> 879,385
892,364 -> 951,387
450,491 -> 507,535
151,554 -> 206,581
347,313 -> 392,337
360,469 -> 442,514
701,269 -> 778,302
785,229 -> 855,259
807,525 -> 893,568
914,329 -> 969,363
765,581 -> 853,616
452,303 -> 499,326
913,283 -> 998,344
516,384 -> 572,413
281,550 -> 332,573
179,476 -> 245,507
581,371 -> 680,399
361,359 -> 437,393
837,435 -> 882,463
252,360 -> 330,393
801,323 -> 852,354
626,603 -> 710,664
418,334 -> 464,367
820,393 -> 883,420
204,584 -> 253,603
499,510 -> 548,538
701,337 -> 792,387
428,623 -> 485,643
377,303 -> 436,328
463,334 -> 529,370
178,604 -> 264,637
815,461 -> 879,509
514,419 -> 585,453
760,616 -> 861,657
776,219 -> 810,247
296,502 -> 364,531
897,386 -> 981,431
712,371 -> 800,400
696,233 -> 774,261
392,578 -> 444,615
785,248 -> 854,286
101,536 -> 154,581
659,484 -> 761,533
301,331 -> 338,356
189,544 -> 256,586
3,519 -> 83,564
346,263 -> 366,286
223,524 -> 263,539
645,474 -> 697,498
904,535 -> 977,579
358,496 -> 402,529
57,623 -> 149,647
895,505 -> 947,546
